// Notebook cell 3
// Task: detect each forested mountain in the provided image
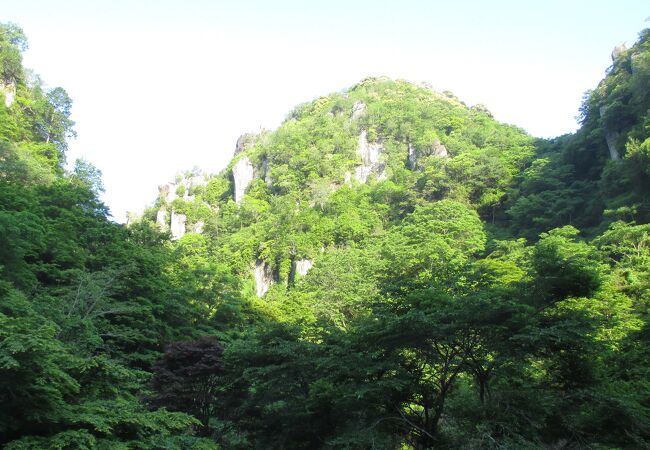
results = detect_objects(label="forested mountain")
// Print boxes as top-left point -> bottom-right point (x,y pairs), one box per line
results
1,22 -> 649,449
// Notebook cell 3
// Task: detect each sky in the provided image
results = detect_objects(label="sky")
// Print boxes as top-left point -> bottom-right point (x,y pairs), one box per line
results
2,0 -> 648,222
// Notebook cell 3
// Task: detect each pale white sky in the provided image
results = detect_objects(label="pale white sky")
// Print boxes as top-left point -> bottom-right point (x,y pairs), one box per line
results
3,1 -> 648,222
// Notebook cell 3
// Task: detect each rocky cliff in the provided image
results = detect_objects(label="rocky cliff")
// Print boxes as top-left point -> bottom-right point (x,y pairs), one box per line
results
147,77 -> 537,298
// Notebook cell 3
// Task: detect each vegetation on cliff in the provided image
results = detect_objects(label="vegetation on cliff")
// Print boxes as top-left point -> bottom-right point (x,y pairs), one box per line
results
1,22 -> 650,449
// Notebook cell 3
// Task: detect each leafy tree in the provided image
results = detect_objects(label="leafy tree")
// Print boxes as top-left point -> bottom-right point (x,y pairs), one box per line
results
70,158 -> 104,194
533,226 -> 605,300
381,199 -> 486,295
3,23 -> 650,449
150,337 -> 225,436
0,22 -> 26,84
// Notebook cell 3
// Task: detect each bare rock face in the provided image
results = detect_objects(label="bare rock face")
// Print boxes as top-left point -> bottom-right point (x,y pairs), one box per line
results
170,211 -> 187,240
254,259 -> 274,297
156,209 -> 168,229
157,173 -> 208,239
261,155 -> 272,186
351,101 -> 367,120
599,105 -> 621,161
159,174 -> 206,204
193,221 -> 205,234
408,143 -> 417,169
604,129 -> 621,161
0,81 -> 16,108
432,139 -> 449,158
612,43 -> 628,62
293,259 -> 313,277
235,133 -> 258,155
355,130 -> 385,182
288,258 -> 314,285
181,176 -> 205,201
233,156 -> 255,204
407,139 -> 449,170
158,183 -> 177,204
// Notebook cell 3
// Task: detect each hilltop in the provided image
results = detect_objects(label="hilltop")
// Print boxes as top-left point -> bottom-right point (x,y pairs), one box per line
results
147,77 -> 535,297
1,21 -> 650,449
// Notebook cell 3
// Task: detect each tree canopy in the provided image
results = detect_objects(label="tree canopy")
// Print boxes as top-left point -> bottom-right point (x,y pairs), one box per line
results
2,21 -> 650,449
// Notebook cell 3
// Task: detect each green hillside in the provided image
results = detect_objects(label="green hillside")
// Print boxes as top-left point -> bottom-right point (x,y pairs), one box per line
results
1,21 -> 650,449
149,77 -> 534,298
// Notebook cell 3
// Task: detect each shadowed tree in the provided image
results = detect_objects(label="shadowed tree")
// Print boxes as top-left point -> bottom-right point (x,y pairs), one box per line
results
149,337 -> 224,435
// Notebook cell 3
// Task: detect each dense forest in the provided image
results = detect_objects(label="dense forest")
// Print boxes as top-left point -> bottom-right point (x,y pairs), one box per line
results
1,22 -> 649,449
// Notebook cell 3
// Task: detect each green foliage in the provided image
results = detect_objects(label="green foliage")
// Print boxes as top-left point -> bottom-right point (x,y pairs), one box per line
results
508,28 -> 650,236
381,200 -> 486,295
136,36 -> 650,447
0,22 -> 27,84
294,246 -> 381,329
3,24 -> 650,449
0,34 -> 214,446
533,226 -> 605,300
0,287 -> 79,436
70,159 -> 104,194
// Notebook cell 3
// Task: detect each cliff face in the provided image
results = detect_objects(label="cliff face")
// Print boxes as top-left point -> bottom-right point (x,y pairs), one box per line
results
254,259 -> 274,297
156,174 -> 207,239
232,156 -> 254,204
0,80 -> 16,107
146,34 -> 650,299
5,21 -> 650,448
592,37 -> 650,163
148,77 -> 538,298
354,130 -> 385,183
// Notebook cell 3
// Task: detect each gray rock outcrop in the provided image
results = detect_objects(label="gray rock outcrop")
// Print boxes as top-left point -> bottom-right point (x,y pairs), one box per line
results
159,175 -> 207,205
156,209 -> 168,229
293,259 -> 313,277
599,105 -> 621,161
157,174 -> 208,239
432,139 -> 449,158
158,183 -> 176,204
355,130 -> 385,182
170,211 -> 187,240
0,81 -> 16,108
288,258 -> 314,285
407,139 -> 448,170
408,143 -> 417,169
261,155 -> 272,186
193,221 -> 205,234
254,259 -> 274,297
604,129 -> 621,161
235,133 -> 258,155
351,101 -> 367,120
233,156 -> 254,204
612,43 -> 627,62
